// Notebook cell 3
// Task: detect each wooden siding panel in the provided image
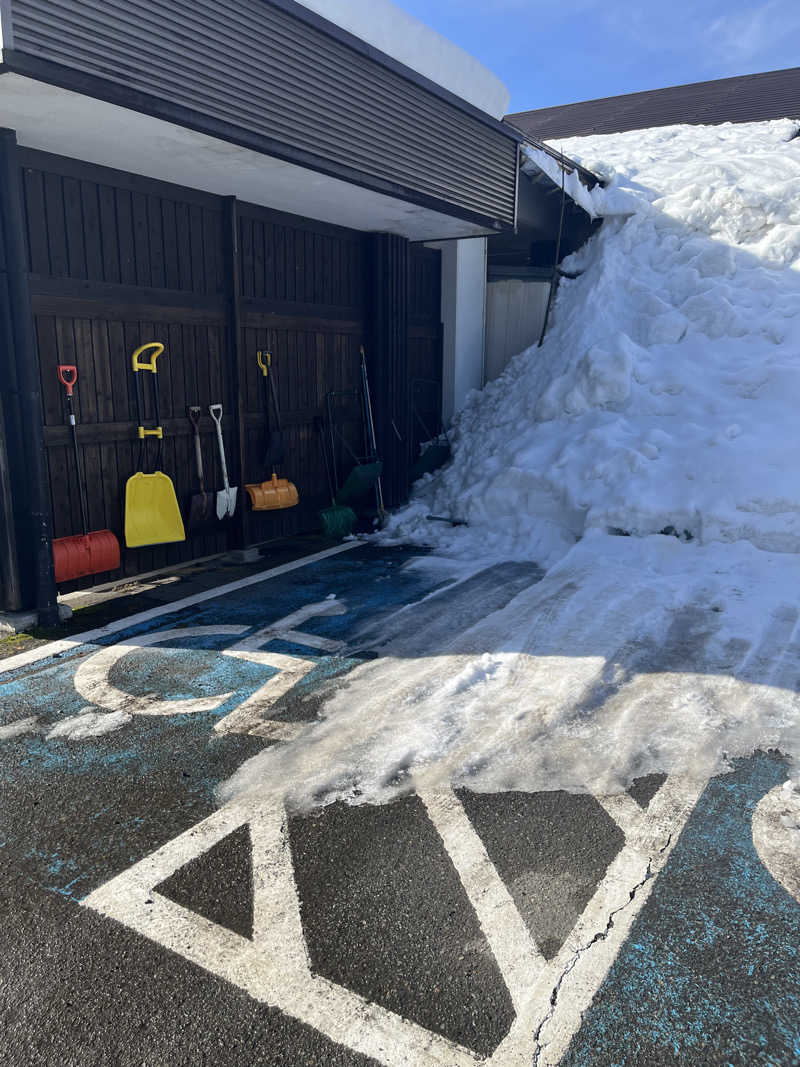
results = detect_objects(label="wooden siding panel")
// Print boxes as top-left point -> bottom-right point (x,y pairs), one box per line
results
21,152 -> 380,588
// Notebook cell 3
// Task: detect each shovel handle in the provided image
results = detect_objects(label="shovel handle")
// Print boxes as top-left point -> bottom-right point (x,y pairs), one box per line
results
58,365 -> 78,397
256,350 -> 271,377
188,407 -> 204,486
132,342 -> 164,373
208,404 -> 230,491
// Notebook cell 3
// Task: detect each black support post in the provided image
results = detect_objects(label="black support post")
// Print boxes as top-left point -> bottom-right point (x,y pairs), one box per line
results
223,196 -> 251,552
366,233 -> 410,508
0,128 -> 58,623
0,386 -> 22,613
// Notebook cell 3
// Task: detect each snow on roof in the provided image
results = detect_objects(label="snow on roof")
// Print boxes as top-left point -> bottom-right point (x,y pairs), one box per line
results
293,0 -> 510,119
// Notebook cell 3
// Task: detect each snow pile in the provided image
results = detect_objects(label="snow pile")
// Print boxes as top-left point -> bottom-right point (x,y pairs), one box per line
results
387,119 -> 800,564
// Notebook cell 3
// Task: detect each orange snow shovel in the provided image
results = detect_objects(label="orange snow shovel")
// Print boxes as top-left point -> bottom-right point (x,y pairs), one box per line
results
125,343 -> 185,548
51,365 -> 120,584
245,350 -> 299,511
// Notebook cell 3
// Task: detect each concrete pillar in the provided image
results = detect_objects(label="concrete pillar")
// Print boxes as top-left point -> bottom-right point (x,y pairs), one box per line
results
433,238 -> 487,424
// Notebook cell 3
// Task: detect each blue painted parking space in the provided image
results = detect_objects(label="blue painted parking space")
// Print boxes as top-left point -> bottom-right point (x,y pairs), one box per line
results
0,544 -> 446,902
1,543 -> 799,1066
561,751 -> 800,1067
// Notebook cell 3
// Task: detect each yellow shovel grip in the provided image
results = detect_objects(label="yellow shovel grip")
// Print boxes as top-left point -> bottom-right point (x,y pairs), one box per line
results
138,427 -> 164,439
256,350 -> 272,377
132,342 -> 165,373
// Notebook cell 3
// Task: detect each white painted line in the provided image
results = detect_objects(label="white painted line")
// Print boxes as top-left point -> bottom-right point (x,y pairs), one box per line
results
420,789 -> 545,1015
73,626 -> 247,717
84,799 -> 485,1067
282,630 -> 345,652
248,720 -> 306,742
512,775 -> 707,1067
214,600 -> 347,736
596,793 -> 645,840
82,775 -> 709,1067
0,542 -> 360,676
213,666 -> 314,736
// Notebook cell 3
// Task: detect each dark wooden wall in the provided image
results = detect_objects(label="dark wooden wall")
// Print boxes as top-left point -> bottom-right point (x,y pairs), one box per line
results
22,150 -> 233,585
238,203 -> 367,543
10,147 -> 441,594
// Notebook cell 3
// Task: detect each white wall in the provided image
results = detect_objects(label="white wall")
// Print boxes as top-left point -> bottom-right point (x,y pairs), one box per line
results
295,0 -> 509,119
484,278 -> 551,383
431,238 -> 488,423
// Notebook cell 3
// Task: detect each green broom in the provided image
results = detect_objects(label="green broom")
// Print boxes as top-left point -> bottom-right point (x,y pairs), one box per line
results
315,417 -> 357,538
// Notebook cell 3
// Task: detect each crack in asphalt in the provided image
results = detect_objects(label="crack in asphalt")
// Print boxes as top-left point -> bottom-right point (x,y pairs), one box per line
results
531,832 -> 674,1067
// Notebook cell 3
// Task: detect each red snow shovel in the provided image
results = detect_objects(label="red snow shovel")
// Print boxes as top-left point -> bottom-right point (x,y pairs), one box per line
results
52,365 -> 120,584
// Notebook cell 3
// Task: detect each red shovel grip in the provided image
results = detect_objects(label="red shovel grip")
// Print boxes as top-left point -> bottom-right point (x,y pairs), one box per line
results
58,365 -> 78,396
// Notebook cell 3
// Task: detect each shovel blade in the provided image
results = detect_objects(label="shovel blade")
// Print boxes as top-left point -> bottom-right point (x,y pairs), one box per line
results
245,474 -> 299,511
187,491 -> 217,532
53,530 -> 121,584
215,490 -> 227,521
214,487 -> 238,521
125,472 -> 186,548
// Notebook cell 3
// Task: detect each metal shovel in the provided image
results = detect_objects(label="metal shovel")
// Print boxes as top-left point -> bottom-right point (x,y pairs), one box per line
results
208,403 -> 237,519
186,406 -> 216,531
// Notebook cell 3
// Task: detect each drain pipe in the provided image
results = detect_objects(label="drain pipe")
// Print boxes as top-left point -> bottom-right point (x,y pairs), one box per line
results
538,160 -> 567,348
0,128 -> 59,626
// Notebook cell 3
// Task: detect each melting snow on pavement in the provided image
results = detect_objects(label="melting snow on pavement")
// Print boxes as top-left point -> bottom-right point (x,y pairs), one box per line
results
223,119 -> 800,815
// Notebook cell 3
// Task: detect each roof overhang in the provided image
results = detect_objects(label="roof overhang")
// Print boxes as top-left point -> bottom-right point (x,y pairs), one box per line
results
0,70 -> 497,240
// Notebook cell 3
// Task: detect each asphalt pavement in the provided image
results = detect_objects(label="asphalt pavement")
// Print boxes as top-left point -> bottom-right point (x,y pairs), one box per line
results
0,543 -> 798,1066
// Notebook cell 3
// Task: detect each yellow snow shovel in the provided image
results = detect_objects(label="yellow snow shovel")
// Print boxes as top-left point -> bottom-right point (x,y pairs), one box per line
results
125,342 -> 186,548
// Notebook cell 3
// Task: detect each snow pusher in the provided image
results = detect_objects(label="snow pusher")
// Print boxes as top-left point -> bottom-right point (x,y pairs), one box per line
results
324,387 -> 382,511
315,415 -> 357,539
323,348 -> 384,527
124,343 -> 186,548
245,350 -> 299,511
52,365 -> 121,584
409,377 -> 451,483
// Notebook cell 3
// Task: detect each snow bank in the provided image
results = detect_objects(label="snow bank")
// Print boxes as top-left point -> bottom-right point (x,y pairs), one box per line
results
386,118 -> 800,563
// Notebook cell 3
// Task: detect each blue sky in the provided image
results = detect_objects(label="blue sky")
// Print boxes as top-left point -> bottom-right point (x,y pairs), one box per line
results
395,0 -> 800,113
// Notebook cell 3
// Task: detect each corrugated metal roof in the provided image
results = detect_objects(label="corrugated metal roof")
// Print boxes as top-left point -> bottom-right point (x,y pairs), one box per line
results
506,67 -> 800,141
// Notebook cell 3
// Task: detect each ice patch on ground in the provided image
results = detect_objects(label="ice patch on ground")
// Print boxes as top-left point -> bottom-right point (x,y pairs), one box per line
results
46,708 -> 132,741
220,534 -> 800,811
385,118 -> 800,564
753,780 -> 800,902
